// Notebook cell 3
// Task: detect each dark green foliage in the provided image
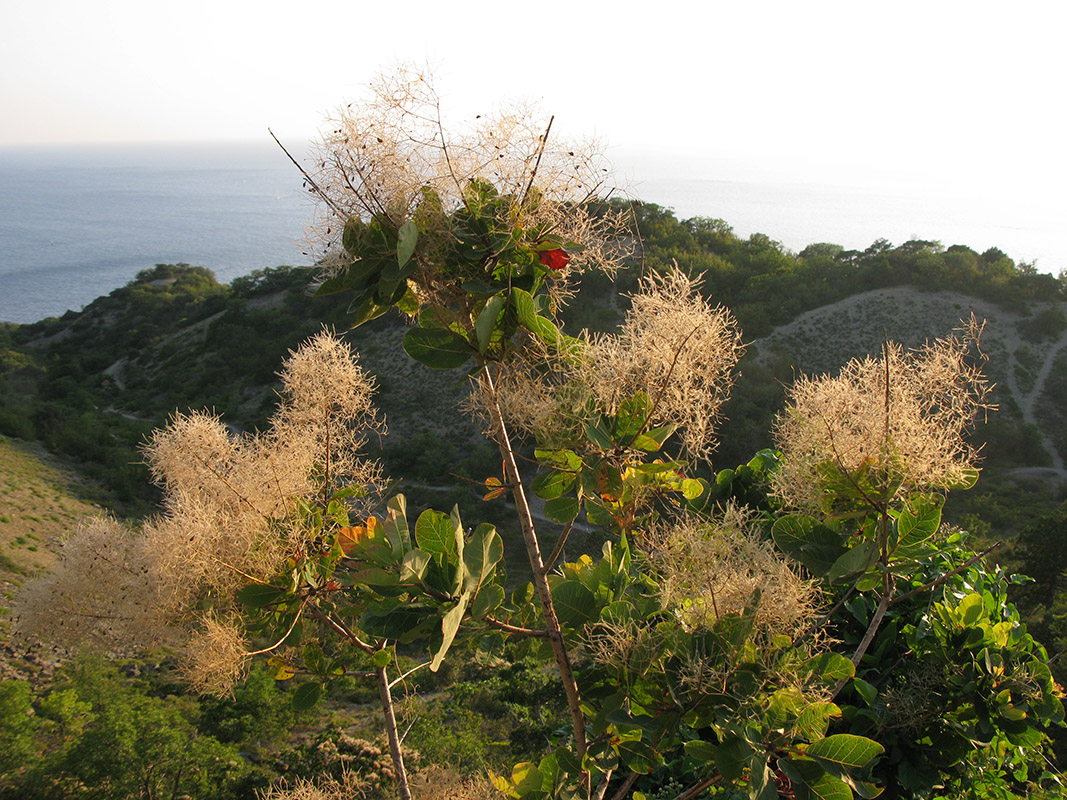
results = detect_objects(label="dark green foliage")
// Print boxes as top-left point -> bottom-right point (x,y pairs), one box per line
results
197,662 -> 295,751
0,656 -> 267,800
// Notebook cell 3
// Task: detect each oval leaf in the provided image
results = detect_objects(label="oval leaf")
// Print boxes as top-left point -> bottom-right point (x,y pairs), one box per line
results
403,327 -> 471,369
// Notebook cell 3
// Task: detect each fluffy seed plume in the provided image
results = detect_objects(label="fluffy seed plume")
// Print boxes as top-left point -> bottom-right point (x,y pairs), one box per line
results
772,317 -> 992,512
17,331 -> 384,693
640,505 -> 818,638
305,65 -> 631,307
483,269 -> 743,461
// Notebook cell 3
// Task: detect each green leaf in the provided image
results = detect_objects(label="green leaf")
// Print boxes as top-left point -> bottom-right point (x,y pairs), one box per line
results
471,583 -> 504,618
463,523 -> 503,592
683,740 -> 717,763
383,494 -> 411,558
715,736 -> 751,782
536,448 -> 582,471
510,762 -> 543,795
957,593 -> 986,627
614,392 -> 650,442
403,327 -> 471,369
772,515 -> 847,577
292,682 -> 322,711
400,549 -> 431,582
475,294 -> 506,354
584,420 -> 614,450
681,478 -> 706,501
895,494 -> 943,550
630,423 -> 676,452
532,469 -> 575,500
544,496 -> 580,524
796,701 -> 841,741
235,583 -> 286,608
431,592 -> 471,672
511,288 -> 560,346
828,540 -> 877,583
750,755 -> 779,800
946,466 -> 980,490
793,771 -> 854,800
615,738 -> 660,774
415,509 -> 458,562
396,220 -> 418,268
852,678 -> 878,707
804,734 -> 884,771
552,580 -> 596,628
801,652 -> 855,686
372,647 -> 392,668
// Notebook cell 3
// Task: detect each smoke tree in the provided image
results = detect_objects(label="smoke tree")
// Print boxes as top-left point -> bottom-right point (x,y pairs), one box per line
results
19,68 -> 1063,800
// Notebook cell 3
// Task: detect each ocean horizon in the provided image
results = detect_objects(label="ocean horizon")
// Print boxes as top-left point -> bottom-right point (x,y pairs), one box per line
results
1,141 -> 1063,325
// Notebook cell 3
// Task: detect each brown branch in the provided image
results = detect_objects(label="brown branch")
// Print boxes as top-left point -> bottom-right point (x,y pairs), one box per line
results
672,774 -> 721,800
268,128 -> 342,216
608,770 -> 641,800
520,116 -> 554,206
892,541 -> 1002,606
305,602 -> 375,654
246,597 -> 309,656
481,363 -> 588,767
542,519 -> 575,576
377,664 -> 413,800
832,591 -> 892,699
482,616 -> 551,638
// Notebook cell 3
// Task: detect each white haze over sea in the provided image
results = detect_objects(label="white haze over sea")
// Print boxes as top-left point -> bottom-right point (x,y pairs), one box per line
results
0,141 -> 1063,325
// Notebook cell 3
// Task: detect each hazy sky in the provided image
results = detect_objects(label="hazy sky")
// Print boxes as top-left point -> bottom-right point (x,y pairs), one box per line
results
2,0 -> 1063,194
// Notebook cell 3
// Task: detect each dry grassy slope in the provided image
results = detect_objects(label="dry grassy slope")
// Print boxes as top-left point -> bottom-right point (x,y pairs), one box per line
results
0,436 -> 101,584
751,286 -> 1067,479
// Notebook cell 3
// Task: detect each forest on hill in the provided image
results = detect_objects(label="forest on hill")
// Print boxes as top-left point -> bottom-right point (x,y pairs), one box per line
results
2,199 -> 1066,799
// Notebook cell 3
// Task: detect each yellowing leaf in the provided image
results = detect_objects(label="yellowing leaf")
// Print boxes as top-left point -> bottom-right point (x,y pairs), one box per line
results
268,657 -> 298,681
338,516 -> 379,556
483,475 -> 507,501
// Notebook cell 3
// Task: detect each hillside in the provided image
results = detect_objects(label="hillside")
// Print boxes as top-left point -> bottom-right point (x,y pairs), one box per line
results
3,205 -> 1067,797
754,285 -> 1067,482
1,205 -> 1065,536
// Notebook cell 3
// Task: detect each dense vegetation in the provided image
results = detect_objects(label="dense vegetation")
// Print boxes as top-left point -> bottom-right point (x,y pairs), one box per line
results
2,193 -> 1067,799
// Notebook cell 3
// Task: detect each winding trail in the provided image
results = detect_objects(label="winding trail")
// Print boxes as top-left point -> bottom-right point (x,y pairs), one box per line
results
1001,327 -> 1067,477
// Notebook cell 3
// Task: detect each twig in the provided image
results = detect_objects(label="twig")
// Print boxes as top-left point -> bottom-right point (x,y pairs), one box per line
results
246,597 -> 309,656
268,128 -> 342,216
542,519 -> 575,576
305,602 -> 375,654
377,664 -> 413,800
892,541 -> 1002,605
672,774 -> 721,800
389,661 -> 430,690
831,592 -> 891,698
520,116 -> 554,207
608,770 -> 641,800
482,616 -> 551,638
481,362 -> 589,768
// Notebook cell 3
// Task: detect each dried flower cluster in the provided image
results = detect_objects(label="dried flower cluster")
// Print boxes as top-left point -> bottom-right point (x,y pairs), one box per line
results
484,270 -> 743,461
640,505 -> 818,638
260,766 -> 496,800
307,65 -> 631,304
14,516 -> 169,650
17,331 -> 383,694
772,318 -> 992,512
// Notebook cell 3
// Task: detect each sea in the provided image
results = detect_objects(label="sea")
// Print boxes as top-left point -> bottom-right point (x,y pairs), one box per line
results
1,141 -> 1063,325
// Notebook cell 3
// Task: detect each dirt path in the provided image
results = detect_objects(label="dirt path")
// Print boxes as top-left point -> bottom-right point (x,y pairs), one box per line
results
1000,327 -> 1067,477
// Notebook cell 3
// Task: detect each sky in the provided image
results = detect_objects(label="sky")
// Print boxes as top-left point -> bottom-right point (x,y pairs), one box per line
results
2,0 -> 1063,230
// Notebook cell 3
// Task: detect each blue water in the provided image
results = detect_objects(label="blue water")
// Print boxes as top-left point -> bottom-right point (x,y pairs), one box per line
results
0,142 -> 313,323
0,142 -> 1062,324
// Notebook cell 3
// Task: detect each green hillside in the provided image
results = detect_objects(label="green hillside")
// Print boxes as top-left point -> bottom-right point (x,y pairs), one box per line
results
2,202 -> 1066,799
